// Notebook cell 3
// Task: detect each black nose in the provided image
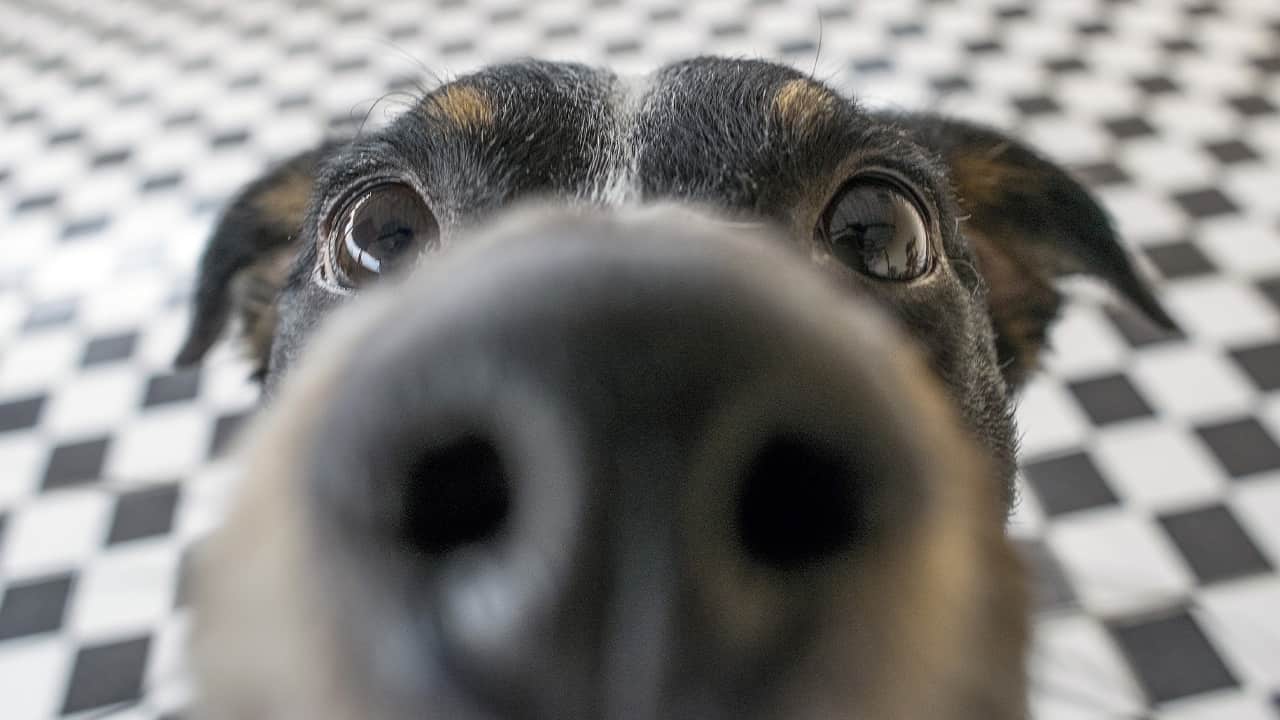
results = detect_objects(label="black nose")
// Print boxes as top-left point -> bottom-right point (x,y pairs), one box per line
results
305,209 -> 933,719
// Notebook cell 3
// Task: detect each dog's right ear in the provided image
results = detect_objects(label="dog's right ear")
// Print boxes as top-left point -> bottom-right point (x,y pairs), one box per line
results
875,112 -> 1176,388
175,144 -> 335,378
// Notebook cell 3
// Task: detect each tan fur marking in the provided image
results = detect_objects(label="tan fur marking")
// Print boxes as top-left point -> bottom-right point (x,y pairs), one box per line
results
772,78 -> 837,135
425,85 -> 495,131
253,169 -> 313,231
229,248 -> 295,374
947,147 -> 1041,209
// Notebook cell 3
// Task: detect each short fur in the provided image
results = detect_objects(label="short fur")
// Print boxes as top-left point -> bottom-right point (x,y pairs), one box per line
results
180,56 -> 1173,720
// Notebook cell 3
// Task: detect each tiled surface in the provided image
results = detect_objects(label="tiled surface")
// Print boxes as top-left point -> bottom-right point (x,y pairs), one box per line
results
1,0 -> 1279,718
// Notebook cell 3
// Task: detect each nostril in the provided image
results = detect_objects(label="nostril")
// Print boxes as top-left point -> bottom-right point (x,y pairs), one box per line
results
737,435 -> 866,570
400,436 -> 512,555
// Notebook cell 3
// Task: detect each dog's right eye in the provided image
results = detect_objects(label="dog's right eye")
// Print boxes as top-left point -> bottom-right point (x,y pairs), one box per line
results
328,183 -> 440,287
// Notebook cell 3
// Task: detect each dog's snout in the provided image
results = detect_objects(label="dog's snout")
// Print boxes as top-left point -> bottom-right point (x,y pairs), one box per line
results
225,208 -> 1002,719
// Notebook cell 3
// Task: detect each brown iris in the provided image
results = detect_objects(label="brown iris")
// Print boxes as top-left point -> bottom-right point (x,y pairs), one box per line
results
332,183 -> 439,286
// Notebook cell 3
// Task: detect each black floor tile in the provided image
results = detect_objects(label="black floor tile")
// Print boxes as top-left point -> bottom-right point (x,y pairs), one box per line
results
276,92 -> 312,110
107,484 -> 180,545
1023,452 -> 1119,516
1229,341 -> 1280,392
1197,417 -> 1280,479
1229,94 -> 1278,116
22,298 -> 77,331
1144,241 -> 1216,280
42,436 -> 111,489
1104,115 -> 1156,139
931,74 -> 971,93
1014,94 -> 1061,115
1172,188 -> 1240,219
90,148 -> 131,167
1105,305 -> 1183,348
1073,161 -> 1131,187
1253,54 -> 1280,73
851,57 -> 893,73
210,129 -> 249,148
1204,139 -> 1261,164
1109,608 -> 1237,704
1067,374 -> 1155,425
1162,37 -> 1198,54
966,38 -> 1002,54
888,21 -> 925,37
1159,504 -> 1272,583
649,6 -> 681,22
61,636 -> 151,714
1076,20 -> 1110,35
1259,275 -> 1280,311
47,128 -> 83,146
61,215 -> 110,241
0,394 -> 45,433
142,368 -> 201,407
0,573 -> 74,641
81,331 -> 138,366
140,171 -> 183,192
1045,57 -> 1088,74
1134,74 -> 1179,94
14,192 -> 58,213
209,411 -> 250,458
164,110 -> 200,127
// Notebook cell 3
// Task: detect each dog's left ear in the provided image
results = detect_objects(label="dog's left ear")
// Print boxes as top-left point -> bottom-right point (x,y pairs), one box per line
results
175,144 -> 333,378
880,112 -> 1176,388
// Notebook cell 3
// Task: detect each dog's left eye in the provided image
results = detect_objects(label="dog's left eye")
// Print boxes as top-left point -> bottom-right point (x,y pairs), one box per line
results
819,176 -> 931,281
329,183 -> 439,286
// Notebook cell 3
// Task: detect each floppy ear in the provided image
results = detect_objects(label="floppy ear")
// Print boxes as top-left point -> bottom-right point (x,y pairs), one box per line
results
176,143 -> 334,378
879,113 -> 1176,388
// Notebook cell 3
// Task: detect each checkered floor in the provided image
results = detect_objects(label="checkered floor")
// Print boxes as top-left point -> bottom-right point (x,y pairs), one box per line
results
1,0 -> 1278,717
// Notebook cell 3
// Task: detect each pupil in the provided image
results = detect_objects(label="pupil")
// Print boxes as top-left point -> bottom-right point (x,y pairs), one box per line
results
353,218 -> 415,260
373,222 -> 413,256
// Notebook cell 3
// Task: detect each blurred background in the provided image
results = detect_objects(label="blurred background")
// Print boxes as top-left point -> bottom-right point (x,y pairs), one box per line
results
0,0 -> 1278,717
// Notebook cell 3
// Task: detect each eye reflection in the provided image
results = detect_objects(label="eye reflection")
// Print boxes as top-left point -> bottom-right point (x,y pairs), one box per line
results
821,178 -> 931,281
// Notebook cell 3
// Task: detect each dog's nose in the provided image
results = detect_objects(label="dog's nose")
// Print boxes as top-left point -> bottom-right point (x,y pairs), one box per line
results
301,208 -> 950,718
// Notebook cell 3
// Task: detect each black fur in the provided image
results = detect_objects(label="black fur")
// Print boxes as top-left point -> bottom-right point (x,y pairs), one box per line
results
181,56 -> 1179,720
180,57 -> 1171,513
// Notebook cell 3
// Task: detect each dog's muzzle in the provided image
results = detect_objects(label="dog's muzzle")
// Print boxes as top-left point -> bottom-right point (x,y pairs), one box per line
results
196,207 -> 1002,720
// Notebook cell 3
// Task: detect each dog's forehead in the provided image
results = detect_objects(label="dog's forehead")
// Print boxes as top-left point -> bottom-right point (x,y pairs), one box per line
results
393,57 -> 891,214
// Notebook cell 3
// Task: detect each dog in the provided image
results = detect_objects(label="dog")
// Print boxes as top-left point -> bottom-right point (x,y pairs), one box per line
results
176,57 -> 1174,720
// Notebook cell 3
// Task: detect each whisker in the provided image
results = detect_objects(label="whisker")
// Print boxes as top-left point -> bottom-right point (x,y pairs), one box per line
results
810,5 -> 824,79
373,37 -> 445,90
